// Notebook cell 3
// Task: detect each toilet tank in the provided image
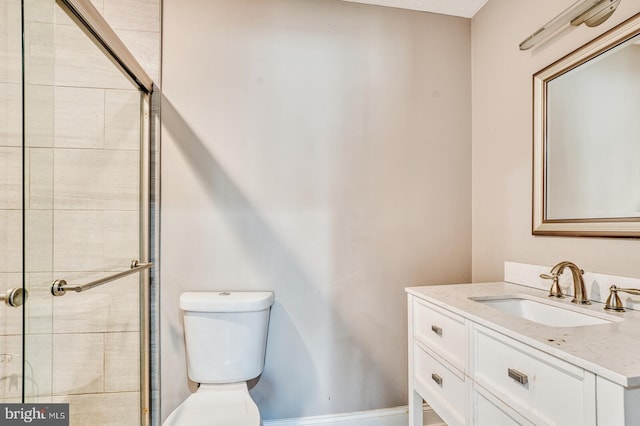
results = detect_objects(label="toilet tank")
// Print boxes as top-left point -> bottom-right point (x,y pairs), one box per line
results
180,291 -> 274,384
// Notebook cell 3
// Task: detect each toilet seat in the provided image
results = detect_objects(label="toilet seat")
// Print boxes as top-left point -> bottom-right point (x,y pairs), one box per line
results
163,383 -> 260,426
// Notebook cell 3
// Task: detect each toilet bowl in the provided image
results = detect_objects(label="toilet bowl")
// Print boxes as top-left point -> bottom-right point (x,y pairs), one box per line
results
163,291 -> 274,426
163,383 -> 260,426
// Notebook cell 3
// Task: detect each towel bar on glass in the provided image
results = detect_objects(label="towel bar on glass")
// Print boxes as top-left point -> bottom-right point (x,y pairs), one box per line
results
51,260 -> 153,297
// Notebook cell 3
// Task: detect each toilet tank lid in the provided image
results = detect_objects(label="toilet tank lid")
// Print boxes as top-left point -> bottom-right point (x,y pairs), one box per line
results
180,291 -> 274,312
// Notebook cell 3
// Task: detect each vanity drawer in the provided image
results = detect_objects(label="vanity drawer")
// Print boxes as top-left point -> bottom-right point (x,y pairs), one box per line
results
414,343 -> 467,426
471,324 -> 596,426
413,298 -> 466,371
472,383 -> 535,426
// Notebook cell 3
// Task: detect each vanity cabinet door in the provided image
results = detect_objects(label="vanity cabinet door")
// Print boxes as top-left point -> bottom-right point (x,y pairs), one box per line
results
414,342 -> 467,426
413,298 -> 466,372
596,376 -> 640,426
471,324 -> 596,426
472,383 -> 535,426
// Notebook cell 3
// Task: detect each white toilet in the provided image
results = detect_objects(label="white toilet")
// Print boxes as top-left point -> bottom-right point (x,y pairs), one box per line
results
164,291 -> 275,426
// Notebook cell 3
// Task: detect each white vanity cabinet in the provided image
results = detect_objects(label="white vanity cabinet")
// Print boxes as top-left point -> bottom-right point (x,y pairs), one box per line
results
410,297 -> 468,425
408,291 -> 625,426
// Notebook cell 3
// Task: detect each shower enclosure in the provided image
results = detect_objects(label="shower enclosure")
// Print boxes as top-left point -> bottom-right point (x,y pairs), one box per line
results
1,0 -> 156,424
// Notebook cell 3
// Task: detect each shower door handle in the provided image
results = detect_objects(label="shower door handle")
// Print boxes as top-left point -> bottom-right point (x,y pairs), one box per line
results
1,287 -> 27,307
51,260 -> 153,297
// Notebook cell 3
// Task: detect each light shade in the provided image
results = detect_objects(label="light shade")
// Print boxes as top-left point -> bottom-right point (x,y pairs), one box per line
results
519,0 -> 622,50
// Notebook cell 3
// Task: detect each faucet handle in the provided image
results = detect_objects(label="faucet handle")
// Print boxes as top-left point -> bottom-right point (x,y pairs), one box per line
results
605,285 -> 640,312
540,273 -> 564,299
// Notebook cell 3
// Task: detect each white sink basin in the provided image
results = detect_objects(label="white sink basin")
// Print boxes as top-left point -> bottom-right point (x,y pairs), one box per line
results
470,295 -> 620,327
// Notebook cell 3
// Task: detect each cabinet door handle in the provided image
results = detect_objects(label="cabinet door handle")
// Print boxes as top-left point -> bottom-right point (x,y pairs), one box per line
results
507,368 -> 529,385
431,325 -> 443,336
431,373 -> 443,386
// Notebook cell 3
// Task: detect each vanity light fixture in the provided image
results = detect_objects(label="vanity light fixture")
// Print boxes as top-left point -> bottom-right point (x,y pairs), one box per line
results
519,0 -> 622,50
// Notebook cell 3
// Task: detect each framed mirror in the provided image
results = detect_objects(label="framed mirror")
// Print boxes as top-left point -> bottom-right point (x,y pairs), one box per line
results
533,13 -> 640,237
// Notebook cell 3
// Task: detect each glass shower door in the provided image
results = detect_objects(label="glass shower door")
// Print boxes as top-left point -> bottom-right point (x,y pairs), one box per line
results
22,1 -> 149,424
0,0 -> 24,405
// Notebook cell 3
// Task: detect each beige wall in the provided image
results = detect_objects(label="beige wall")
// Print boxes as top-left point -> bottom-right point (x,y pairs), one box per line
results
471,0 -> 640,281
161,0 -> 471,420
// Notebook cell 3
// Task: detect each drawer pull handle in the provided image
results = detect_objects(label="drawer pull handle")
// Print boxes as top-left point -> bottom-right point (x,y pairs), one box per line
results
508,368 -> 529,385
431,373 -> 443,386
431,325 -> 443,336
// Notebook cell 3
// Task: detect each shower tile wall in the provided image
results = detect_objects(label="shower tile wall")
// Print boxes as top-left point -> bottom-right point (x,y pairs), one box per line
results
0,0 -> 160,420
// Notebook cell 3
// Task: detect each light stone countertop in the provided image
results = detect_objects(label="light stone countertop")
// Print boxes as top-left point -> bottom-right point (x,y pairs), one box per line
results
406,282 -> 640,388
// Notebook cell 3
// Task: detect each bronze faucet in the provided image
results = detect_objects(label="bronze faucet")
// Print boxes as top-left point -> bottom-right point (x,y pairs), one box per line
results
540,261 -> 591,305
605,285 -> 640,312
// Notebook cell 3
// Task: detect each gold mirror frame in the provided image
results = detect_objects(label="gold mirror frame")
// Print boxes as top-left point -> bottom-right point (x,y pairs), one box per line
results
533,12 -> 640,238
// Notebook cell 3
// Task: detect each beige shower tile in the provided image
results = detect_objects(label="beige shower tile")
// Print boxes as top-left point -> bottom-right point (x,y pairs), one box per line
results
105,89 -> 141,150
25,85 -> 55,148
54,23 -> 132,90
0,147 -> 22,209
103,0 -> 160,33
24,272 -> 55,335
54,149 -> 140,211
29,148 -> 54,209
0,307 -> 21,339
52,288 -> 110,334
52,274 -> 139,334
52,0 -> 104,26
0,0 -> 22,84
103,275 -> 140,332
90,0 -> 104,13
25,209 -> 53,273
54,87 -> 105,149
115,29 -> 161,83
105,332 -> 140,392
52,391 -> 140,426
53,209 -> 140,272
53,210 -> 104,272
52,333 -> 104,395
0,335 -> 23,400
23,333 -> 53,399
26,22 -> 55,86
0,273 -> 22,336
104,211 -> 140,266
0,209 -> 22,273
52,4 -> 74,26
24,0 -> 55,24
0,83 -> 22,147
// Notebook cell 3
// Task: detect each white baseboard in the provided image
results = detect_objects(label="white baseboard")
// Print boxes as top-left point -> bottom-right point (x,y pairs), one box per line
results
263,405 -> 445,426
